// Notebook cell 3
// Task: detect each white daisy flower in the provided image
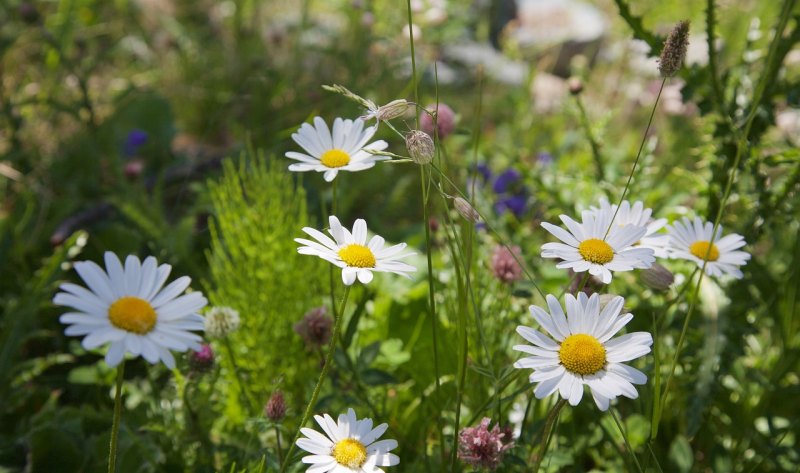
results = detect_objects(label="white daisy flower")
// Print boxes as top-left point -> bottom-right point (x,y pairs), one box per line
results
285,117 -> 390,182
53,252 -> 207,368
513,293 -> 652,411
666,217 -> 750,279
590,199 -> 669,258
541,208 -> 656,284
295,216 -> 416,285
297,408 -> 399,472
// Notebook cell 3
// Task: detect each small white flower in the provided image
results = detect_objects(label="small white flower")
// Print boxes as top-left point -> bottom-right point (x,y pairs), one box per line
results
295,216 -> 416,285
513,293 -> 652,411
285,117 -> 389,182
204,306 -> 240,338
541,208 -> 655,284
297,408 -> 399,472
53,252 -> 207,368
666,217 -> 750,279
590,199 -> 669,258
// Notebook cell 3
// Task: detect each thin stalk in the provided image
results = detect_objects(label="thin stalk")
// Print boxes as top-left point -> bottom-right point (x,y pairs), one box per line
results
274,425 -> 283,465
406,0 -> 419,128
529,399 -> 567,472
223,335 -> 258,412
604,78 -> 666,239
108,361 -> 125,473
280,286 -> 352,472
420,163 -> 445,463
429,163 -> 545,300
610,409 -> 644,473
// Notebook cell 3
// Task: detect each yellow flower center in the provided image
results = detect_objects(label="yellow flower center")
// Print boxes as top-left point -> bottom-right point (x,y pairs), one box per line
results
689,240 -> 719,262
559,334 -> 606,375
578,238 -> 614,264
108,296 -> 157,334
320,149 -> 351,168
338,244 -> 376,268
332,438 -> 367,469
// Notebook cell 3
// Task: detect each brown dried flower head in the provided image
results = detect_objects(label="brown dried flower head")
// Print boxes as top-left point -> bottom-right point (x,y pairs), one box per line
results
265,390 -> 287,422
659,20 -> 690,77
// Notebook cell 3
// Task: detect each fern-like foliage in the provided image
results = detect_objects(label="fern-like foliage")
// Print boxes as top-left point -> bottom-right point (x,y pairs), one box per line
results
206,150 -> 327,422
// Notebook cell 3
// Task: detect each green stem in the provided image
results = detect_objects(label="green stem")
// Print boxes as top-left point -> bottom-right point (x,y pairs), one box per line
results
575,95 -> 605,182
420,163 -> 445,463
223,335 -> 258,412
530,399 -> 567,472
280,286 -> 351,472
406,0 -> 419,129
610,409 -> 644,473
274,425 -> 283,465
108,361 -> 125,473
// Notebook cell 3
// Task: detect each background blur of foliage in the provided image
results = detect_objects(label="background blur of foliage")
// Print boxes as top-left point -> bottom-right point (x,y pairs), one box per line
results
1,0 -> 799,472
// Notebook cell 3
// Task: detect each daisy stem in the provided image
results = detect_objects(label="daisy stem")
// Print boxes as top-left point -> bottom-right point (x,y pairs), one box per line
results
609,408 -> 644,473
107,360 -> 125,473
655,5 -> 791,418
604,77 -> 666,240
281,285 -> 351,473
405,0 -> 419,129
530,398 -> 567,472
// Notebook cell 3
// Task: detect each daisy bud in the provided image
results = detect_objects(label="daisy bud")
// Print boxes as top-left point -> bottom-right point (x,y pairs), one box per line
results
658,20 -> 690,77
294,306 -> 333,347
187,344 -> 215,374
458,418 -> 514,470
640,262 -> 675,292
420,103 -> 456,139
454,197 -> 480,222
491,245 -> 523,284
405,130 -> 435,164
204,306 -> 241,338
265,390 -> 287,422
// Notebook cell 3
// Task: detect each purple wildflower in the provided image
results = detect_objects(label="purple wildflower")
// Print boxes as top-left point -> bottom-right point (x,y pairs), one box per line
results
458,418 -> 514,470
420,103 -> 456,139
491,245 -> 523,283
188,344 -> 215,374
492,169 -> 521,194
123,129 -> 149,157
494,194 -> 528,218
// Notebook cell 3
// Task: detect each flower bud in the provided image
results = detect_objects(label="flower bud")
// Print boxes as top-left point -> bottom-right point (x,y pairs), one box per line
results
405,130 -> 435,164
294,307 -> 333,347
567,77 -> 584,95
265,390 -> 287,422
364,99 -> 410,122
454,197 -> 480,222
187,344 -> 215,374
640,262 -> 675,292
659,20 -> 690,77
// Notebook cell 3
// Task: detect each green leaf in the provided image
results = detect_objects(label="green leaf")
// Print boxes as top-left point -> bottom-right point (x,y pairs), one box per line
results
668,435 -> 693,473
361,369 -> 397,386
